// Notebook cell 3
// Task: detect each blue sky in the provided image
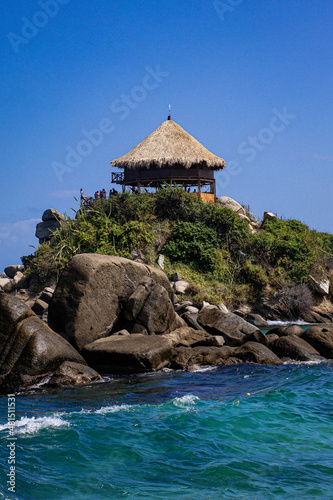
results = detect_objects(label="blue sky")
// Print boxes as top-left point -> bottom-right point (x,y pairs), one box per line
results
1,0 -> 333,272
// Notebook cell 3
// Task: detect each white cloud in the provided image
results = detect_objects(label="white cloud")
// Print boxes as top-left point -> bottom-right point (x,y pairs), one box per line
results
0,219 -> 41,248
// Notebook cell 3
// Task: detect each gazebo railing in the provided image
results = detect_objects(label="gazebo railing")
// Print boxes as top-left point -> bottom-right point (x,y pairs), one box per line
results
112,172 -> 124,184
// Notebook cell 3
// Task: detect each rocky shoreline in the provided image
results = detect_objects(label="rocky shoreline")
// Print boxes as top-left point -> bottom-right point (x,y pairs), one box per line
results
1,254 -> 333,395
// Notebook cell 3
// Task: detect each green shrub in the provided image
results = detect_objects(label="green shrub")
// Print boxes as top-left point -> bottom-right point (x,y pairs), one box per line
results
163,221 -> 218,271
252,218 -> 317,283
241,260 -> 268,295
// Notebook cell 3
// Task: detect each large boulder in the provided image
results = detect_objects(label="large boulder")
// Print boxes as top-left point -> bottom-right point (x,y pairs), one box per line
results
244,314 -> 268,327
82,334 -> 173,373
270,336 -> 323,362
49,254 -> 176,350
0,294 -> 35,354
197,308 -> 260,346
0,277 -> 11,290
0,295 -> 91,394
0,313 -> 86,378
170,345 -> 234,370
35,209 -> 66,244
42,209 -> 66,223
180,311 -> 203,331
0,362 -> 101,395
35,220 -> 61,243
309,275 -> 330,296
166,327 -> 213,347
233,342 -> 283,365
0,317 -> 44,374
301,325 -> 333,359
15,323 -> 86,376
268,325 -> 304,337
125,278 -> 185,335
216,196 -> 246,216
4,265 -> 24,279
47,361 -> 102,387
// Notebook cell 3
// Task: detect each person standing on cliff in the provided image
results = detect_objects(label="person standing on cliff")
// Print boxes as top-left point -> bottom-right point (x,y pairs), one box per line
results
80,188 -> 88,204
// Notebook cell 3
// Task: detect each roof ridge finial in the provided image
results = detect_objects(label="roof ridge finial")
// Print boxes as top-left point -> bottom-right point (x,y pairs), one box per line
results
168,104 -> 171,120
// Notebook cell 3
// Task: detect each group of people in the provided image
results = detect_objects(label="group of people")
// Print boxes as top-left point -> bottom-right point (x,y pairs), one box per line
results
80,188 -> 119,206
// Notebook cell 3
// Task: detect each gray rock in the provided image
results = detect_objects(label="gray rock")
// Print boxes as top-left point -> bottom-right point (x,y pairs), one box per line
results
166,327 -> 212,347
173,280 -> 190,294
15,324 -> 86,376
244,330 -> 268,346
0,295 -> 35,353
82,334 -> 173,373
180,312 -> 203,331
244,314 -> 268,327
39,290 -> 54,304
270,336 -> 323,362
309,275 -> 330,296
266,334 -> 279,346
217,303 -> 229,313
201,301 -> 218,310
233,342 -> 283,365
32,299 -> 49,316
42,209 -> 66,222
185,306 -> 199,314
171,345 -> 234,370
301,325 -> 333,359
122,277 -> 156,321
5,265 -> 24,279
137,283 -> 185,335
157,254 -> 165,270
262,212 -> 277,224
48,361 -> 102,386
174,301 -> 193,313
0,278 -> 11,290
268,325 -> 304,337
12,272 -> 24,285
216,196 -> 246,216
48,254 -> 174,350
198,308 -> 260,346
35,220 -> 61,243
201,336 -> 226,347
112,329 -> 131,336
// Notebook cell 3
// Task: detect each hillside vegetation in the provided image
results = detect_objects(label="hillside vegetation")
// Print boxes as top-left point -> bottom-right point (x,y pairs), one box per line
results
22,187 -> 333,309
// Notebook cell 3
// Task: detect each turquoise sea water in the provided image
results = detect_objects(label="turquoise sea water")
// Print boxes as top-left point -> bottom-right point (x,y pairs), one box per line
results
1,362 -> 333,500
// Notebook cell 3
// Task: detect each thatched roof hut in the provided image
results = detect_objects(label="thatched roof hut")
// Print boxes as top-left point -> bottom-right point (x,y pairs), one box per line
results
111,119 -> 226,170
111,117 -> 226,202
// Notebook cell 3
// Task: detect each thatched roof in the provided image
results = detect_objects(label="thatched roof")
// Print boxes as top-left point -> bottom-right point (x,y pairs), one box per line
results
111,119 -> 226,170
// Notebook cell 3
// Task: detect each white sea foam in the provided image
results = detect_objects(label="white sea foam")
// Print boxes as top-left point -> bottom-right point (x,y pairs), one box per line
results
283,359 -> 324,366
266,319 -> 310,326
190,365 -> 217,373
172,394 -> 199,407
94,404 -> 133,414
0,414 -> 69,435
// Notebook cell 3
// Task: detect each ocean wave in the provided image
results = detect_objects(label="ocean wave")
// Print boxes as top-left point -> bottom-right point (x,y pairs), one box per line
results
283,359 -> 324,366
189,365 -> 217,373
172,394 -> 200,407
94,404 -> 133,414
0,414 -> 69,435
266,319 -> 310,326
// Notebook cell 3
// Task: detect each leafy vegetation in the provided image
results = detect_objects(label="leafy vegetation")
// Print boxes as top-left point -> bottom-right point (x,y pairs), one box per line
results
21,187 -> 333,305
